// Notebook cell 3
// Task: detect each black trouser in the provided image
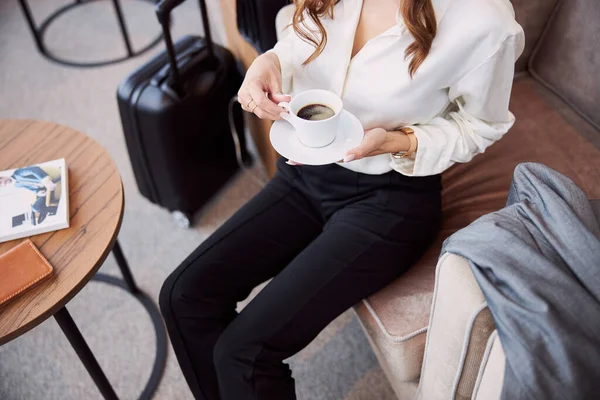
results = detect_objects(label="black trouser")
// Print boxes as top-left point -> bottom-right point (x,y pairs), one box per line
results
159,158 -> 442,400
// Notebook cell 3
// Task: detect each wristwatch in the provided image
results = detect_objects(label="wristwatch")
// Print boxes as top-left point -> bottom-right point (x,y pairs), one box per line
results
392,127 -> 417,159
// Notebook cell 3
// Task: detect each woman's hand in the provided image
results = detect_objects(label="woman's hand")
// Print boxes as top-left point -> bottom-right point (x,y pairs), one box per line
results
343,128 -> 411,162
287,127 -> 411,166
238,52 -> 291,120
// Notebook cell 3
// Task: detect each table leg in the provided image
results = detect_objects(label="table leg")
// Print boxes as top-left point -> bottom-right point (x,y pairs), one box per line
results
95,239 -> 166,399
111,0 -> 134,56
17,0 -> 46,54
112,240 -> 139,294
54,307 -> 119,400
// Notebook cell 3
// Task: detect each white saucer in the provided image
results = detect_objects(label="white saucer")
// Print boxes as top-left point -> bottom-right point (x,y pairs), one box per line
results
270,110 -> 364,165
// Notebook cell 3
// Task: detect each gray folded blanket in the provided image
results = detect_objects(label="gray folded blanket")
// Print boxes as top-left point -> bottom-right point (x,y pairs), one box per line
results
443,162 -> 600,400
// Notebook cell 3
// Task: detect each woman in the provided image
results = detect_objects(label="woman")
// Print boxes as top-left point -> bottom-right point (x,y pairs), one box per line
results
160,0 -> 524,398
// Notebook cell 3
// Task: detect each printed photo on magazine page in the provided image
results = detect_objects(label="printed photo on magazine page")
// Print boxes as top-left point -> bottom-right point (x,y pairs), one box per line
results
0,158 -> 70,243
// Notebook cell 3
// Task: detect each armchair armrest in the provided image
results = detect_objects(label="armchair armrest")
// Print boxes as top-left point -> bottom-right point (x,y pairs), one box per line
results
417,253 -> 496,400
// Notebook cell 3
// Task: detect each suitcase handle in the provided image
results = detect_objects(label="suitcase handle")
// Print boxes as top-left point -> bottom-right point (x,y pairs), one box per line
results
155,0 -> 214,95
150,41 -> 206,87
155,0 -> 186,17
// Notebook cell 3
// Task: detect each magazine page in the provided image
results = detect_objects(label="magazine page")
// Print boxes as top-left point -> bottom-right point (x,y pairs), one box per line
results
0,159 -> 69,243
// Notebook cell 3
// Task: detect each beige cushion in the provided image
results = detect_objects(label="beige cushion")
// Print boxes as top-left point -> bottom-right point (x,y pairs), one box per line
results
416,253 -> 495,400
473,331 -> 506,400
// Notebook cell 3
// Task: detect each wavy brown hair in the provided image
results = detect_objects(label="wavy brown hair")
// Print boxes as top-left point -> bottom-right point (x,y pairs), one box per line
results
291,0 -> 437,77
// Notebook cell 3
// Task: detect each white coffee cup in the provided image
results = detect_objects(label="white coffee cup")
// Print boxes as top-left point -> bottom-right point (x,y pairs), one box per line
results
278,89 -> 343,148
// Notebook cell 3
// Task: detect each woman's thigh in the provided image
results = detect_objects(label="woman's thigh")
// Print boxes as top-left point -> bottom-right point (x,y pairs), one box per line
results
159,170 -> 328,400
160,174 -> 325,316
213,187 -> 441,397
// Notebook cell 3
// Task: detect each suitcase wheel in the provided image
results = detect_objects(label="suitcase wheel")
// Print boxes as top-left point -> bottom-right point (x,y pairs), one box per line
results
172,210 -> 193,229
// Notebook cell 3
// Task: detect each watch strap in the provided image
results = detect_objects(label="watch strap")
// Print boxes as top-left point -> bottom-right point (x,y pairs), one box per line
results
392,127 -> 417,159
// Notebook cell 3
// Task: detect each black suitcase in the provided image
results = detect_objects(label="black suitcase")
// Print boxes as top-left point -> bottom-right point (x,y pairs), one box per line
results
117,0 -> 250,228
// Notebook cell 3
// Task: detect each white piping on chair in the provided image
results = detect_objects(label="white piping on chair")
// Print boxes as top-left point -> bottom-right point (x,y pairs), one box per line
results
362,298 -> 428,343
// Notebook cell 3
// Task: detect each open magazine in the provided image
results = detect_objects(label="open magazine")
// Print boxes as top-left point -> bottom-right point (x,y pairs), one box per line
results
0,159 -> 70,244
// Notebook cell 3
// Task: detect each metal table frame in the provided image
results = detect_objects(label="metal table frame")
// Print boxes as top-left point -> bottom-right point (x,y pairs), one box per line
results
17,0 -> 163,68
54,240 -> 167,400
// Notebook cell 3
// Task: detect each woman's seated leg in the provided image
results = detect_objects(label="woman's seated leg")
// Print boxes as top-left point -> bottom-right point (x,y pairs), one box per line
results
159,173 -> 323,400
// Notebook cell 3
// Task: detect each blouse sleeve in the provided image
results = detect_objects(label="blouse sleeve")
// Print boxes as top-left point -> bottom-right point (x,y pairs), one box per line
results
390,32 -> 525,177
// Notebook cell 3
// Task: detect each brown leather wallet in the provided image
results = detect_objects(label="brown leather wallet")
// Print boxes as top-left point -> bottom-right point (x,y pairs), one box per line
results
0,239 -> 54,306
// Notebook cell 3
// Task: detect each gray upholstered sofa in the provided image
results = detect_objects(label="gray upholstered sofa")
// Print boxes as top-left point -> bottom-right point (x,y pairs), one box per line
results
277,0 -> 600,398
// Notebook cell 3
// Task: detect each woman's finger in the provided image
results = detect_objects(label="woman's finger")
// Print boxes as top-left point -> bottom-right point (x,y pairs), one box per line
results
343,146 -> 362,162
271,92 -> 292,103
239,93 -> 269,117
342,153 -> 357,163
241,100 -> 278,119
240,84 -> 282,119
237,93 -> 252,109
286,160 -> 304,166
253,107 -> 269,119
248,82 -> 285,116
251,102 -> 281,120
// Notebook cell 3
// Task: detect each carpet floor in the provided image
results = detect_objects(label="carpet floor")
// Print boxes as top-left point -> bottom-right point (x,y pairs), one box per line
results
0,1 -> 397,399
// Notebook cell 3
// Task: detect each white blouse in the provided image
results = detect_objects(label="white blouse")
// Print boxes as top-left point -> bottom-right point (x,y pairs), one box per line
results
270,0 -> 525,176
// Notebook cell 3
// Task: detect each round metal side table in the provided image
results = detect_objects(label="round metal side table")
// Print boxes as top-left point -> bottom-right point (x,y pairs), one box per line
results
17,0 -> 163,68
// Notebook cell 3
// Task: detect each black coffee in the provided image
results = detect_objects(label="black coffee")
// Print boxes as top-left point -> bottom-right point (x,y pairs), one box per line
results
296,103 -> 336,121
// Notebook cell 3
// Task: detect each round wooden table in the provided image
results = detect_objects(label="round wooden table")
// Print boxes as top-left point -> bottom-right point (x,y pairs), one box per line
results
0,120 -> 166,400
